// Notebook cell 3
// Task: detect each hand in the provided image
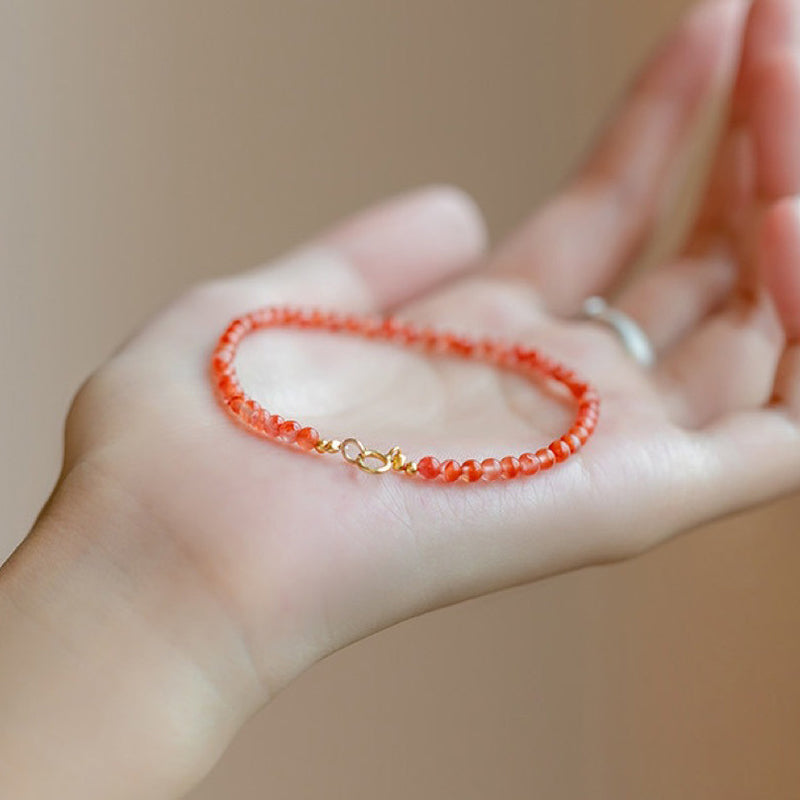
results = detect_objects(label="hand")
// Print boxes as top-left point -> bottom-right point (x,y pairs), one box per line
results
15,0 -> 800,793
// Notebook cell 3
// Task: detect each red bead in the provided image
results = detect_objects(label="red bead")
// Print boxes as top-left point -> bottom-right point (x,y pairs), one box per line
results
278,419 -> 301,442
519,452 -> 540,476
249,406 -> 267,432
536,448 -> 555,470
579,412 -> 598,426
417,456 -> 441,480
481,458 -> 502,481
420,328 -> 439,350
236,399 -> 264,427
567,380 -> 589,397
582,390 -> 600,405
239,399 -> 259,423
283,308 -> 302,324
227,395 -> 245,413
500,456 -> 520,479
324,312 -> 343,331
265,414 -> 284,436
462,459 -> 483,482
551,365 -> 574,382
446,335 -> 474,357
362,317 -> 382,337
549,440 -> 571,462
211,353 -> 232,373
343,314 -> 361,331
217,374 -> 240,396
563,433 -> 581,453
571,425 -> 589,445
441,460 -> 462,482
296,426 -> 320,450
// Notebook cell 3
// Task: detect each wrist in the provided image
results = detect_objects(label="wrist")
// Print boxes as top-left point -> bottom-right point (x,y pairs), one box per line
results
0,458 -> 265,798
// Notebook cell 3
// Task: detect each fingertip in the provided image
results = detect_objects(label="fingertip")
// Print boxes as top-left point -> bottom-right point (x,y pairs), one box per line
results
743,0 -> 800,62
402,183 -> 489,260
683,0 -> 750,52
734,0 -> 800,118
648,0 -> 748,98
323,184 -> 488,306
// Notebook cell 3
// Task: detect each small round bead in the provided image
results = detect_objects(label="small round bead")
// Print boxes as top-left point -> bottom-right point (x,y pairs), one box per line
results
580,388 -> 599,403
567,380 -> 589,397
249,406 -> 267,432
296,426 -> 320,450
380,318 -> 399,337
417,456 -> 441,480
211,353 -> 232,373
278,419 -> 301,442
572,425 -> 589,445
500,456 -> 521,479
227,395 -> 244,413
563,433 -> 582,453
420,328 -> 439,350
549,440 -> 571,462
446,335 -> 474,357
519,452 -> 540,476
265,414 -> 284,436
536,448 -> 556,470
462,459 -> 483,482
217,374 -> 240,396
239,399 -> 259,423
343,314 -> 361,331
441,460 -> 462,482
481,458 -> 502,481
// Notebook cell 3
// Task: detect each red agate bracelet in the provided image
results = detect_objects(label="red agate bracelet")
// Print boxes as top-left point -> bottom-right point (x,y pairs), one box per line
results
210,306 -> 599,482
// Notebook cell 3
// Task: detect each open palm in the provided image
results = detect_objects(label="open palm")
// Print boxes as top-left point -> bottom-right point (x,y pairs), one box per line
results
65,0 -> 800,697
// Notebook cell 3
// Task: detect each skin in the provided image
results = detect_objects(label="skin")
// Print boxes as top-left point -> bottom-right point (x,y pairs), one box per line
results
2,0 -> 800,796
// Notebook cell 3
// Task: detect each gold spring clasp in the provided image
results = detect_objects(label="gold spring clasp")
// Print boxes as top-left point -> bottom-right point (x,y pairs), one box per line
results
332,438 -> 416,475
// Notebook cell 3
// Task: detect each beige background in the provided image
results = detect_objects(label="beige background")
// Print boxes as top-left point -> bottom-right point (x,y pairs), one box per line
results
3,1 -> 799,798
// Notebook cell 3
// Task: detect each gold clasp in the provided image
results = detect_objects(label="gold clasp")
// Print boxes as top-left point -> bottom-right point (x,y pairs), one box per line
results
336,438 -> 416,475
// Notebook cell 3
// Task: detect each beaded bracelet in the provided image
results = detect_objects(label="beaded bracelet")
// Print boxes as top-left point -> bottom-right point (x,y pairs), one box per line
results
210,306 -> 599,483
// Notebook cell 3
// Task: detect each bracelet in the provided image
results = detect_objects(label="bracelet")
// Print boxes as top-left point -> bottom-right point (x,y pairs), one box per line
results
210,306 -> 599,483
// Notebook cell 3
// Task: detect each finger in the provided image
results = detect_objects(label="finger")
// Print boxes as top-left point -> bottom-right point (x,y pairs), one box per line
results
732,0 -> 800,123
752,53 -> 800,201
128,185 -> 487,352
658,291 -> 782,427
675,2 -> 800,509
614,243 -> 736,352
657,37 -> 800,426
239,183 -> 487,311
686,0 -> 800,252
688,408 -> 800,525
488,0 -> 747,314
402,275 -> 548,340
760,197 -> 800,414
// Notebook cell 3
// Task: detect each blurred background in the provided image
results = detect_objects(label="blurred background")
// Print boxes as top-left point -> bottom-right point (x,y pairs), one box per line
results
3,1 -> 799,797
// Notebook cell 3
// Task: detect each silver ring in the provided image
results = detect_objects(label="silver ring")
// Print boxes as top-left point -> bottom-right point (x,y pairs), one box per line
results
581,296 -> 655,368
